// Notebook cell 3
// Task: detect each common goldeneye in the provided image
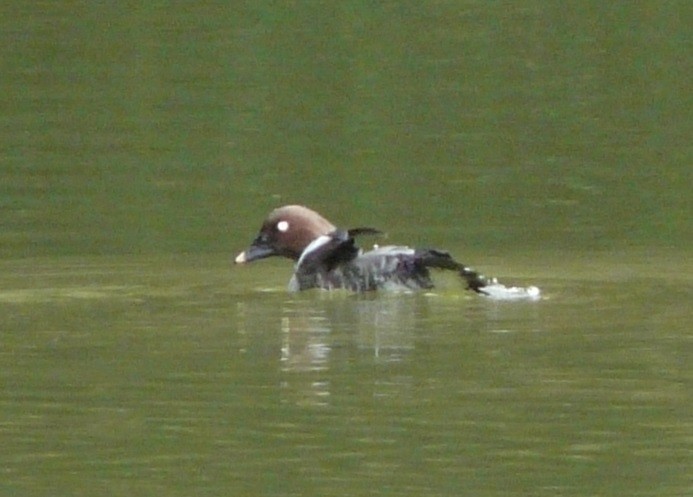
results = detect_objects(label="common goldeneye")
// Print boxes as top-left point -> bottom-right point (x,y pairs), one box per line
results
235,205 -> 540,299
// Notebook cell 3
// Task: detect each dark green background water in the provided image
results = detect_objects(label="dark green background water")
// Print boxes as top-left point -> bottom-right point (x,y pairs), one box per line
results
1,2 -> 690,496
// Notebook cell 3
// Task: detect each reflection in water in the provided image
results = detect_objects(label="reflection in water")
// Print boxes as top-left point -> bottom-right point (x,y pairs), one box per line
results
279,296 -> 421,365
352,298 -> 418,362
237,295 -> 424,408
280,314 -> 331,372
278,310 -> 333,407
236,291 -> 553,408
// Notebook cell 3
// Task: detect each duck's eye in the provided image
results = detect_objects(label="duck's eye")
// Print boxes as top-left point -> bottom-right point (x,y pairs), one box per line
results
276,220 -> 290,232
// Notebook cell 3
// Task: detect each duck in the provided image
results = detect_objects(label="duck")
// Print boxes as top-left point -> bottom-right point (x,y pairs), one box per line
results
235,205 -> 540,298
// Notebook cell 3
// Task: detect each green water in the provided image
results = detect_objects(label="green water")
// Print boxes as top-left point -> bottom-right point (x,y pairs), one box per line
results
1,2 -> 690,496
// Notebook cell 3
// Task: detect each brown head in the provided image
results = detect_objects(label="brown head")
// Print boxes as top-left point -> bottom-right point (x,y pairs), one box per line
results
235,205 -> 337,263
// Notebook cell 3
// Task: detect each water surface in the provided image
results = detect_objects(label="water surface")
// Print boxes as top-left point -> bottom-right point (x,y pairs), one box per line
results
1,253 -> 690,496
1,1 -> 690,496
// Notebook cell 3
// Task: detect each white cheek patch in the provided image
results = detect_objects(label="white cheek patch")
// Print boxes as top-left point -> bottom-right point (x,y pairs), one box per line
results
277,220 -> 290,232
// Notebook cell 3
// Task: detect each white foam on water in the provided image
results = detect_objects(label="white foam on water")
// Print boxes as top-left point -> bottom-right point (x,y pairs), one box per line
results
481,283 -> 541,301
